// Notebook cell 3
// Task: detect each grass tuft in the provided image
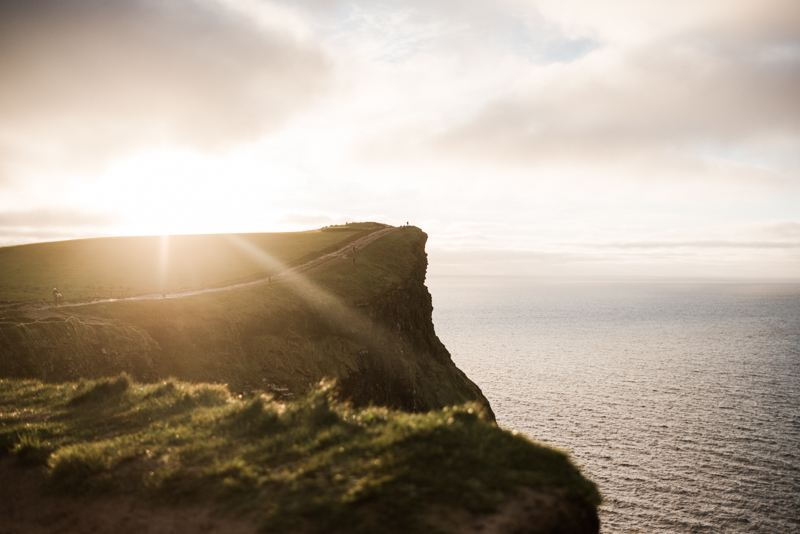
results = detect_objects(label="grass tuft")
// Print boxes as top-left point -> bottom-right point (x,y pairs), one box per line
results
13,428 -> 56,465
69,374 -> 131,406
229,396 -> 281,436
49,441 -> 115,488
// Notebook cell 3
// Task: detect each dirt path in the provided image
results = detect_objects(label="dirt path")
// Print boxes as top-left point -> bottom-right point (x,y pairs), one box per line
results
6,226 -> 399,319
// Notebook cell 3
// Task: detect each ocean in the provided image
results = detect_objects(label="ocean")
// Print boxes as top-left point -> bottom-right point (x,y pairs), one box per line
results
427,277 -> 800,533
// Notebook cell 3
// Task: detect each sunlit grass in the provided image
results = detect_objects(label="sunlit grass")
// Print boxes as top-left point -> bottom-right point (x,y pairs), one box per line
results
0,375 -> 600,533
0,223 -> 384,302
1,226 -> 488,413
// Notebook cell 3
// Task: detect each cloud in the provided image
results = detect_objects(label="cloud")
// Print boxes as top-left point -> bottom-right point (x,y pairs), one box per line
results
355,0 -> 800,187
0,208 -> 122,246
755,221 -> 800,239
283,0 -> 597,67
578,240 -> 800,249
1,0 -> 797,280
0,209 -> 119,228
0,0 -> 331,177
278,213 -> 337,228
427,244 -> 800,279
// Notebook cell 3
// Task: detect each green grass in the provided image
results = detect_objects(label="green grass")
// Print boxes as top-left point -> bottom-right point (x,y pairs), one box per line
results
0,223 -> 386,302
314,225 -> 427,301
0,375 -> 600,533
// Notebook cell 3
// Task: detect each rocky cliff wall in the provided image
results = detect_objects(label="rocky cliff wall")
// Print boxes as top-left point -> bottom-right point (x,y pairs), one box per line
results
336,234 -> 492,416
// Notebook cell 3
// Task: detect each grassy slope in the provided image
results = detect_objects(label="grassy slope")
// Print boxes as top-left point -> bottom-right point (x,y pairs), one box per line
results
40,227 -> 483,412
0,223 -> 382,302
2,227 -> 488,414
0,375 -> 600,534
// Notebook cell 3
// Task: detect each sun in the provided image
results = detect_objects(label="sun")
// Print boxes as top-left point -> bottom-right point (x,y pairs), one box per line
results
75,148 -> 283,237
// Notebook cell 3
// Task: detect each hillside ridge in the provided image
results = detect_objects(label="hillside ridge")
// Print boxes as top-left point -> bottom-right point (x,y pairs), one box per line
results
1,225 -> 493,416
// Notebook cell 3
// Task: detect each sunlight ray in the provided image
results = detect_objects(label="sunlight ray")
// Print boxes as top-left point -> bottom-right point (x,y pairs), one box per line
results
158,235 -> 170,291
222,231 -> 398,360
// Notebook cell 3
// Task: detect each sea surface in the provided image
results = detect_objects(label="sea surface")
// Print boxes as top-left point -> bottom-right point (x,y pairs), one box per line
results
427,278 -> 800,534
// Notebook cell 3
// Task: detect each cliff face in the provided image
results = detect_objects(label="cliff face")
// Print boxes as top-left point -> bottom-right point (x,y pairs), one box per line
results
336,235 -> 491,416
0,229 -> 492,416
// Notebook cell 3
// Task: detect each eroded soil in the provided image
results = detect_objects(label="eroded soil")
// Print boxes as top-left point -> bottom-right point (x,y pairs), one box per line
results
0,458 -> 256,534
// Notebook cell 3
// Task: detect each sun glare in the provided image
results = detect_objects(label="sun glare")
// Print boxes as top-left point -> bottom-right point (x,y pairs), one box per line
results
223,230 -> 400,345
76,148 -> 288,237
223,234 -> 285,273
159,235 -> 170,290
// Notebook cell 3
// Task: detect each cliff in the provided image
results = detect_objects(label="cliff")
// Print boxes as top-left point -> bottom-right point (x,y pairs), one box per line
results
0,227 -> 601,533
1,228 -> 492,417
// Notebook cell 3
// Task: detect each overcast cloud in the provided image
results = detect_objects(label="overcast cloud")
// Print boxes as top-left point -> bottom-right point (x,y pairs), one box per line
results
359,0 -> 800,188
0,0 -> 330,176
0,0 -> 797,278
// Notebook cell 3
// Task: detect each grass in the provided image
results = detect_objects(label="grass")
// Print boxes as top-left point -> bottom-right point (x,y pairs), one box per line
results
0,223 -> 386,302
314,225 -> 426,301
0,375 -> 600,533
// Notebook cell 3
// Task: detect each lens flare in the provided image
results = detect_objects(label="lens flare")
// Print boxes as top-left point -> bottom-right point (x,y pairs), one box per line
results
159,235 -> 170,291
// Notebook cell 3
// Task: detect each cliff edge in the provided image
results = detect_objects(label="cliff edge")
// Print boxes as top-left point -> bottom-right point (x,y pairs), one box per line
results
0,226 -> 601,533
1,227 -> 492,417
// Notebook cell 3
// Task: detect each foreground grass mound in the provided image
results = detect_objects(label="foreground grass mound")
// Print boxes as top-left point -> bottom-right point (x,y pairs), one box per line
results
0,376 -> 600,533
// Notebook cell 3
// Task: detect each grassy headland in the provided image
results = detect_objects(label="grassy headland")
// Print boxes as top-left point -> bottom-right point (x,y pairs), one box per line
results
2,225 -> 491,415
0,224 -> 602,532
0,375 -> 601,534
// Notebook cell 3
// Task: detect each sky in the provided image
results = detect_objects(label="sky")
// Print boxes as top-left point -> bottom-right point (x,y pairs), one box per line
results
1,0 -> 798,279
